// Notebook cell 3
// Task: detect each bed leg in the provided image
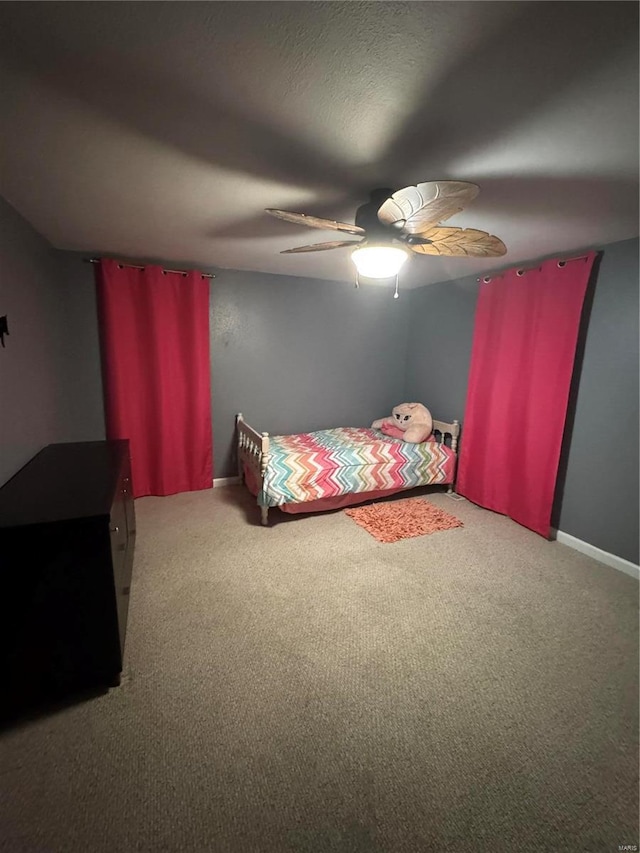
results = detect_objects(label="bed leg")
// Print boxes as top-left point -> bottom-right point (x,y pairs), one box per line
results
260,506 -> 269,526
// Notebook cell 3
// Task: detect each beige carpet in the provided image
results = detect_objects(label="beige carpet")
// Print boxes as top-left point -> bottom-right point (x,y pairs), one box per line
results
1,486 -> 638,853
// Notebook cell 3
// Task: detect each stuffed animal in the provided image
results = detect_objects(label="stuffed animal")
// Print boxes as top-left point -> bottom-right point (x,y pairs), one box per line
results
371,402 -> 434,443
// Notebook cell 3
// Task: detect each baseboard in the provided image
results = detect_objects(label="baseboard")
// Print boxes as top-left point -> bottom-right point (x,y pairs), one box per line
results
553,530 -> 639,580
213,476 -> 241,488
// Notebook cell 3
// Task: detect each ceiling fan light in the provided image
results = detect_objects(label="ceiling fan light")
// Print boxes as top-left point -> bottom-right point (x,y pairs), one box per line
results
351,245 -> 408,279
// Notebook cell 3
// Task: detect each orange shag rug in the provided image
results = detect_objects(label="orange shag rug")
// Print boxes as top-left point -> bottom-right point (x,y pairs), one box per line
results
345,498 -> 464,543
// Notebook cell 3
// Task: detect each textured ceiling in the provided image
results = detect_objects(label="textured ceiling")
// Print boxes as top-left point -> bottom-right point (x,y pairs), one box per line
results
0,1 -> 638,288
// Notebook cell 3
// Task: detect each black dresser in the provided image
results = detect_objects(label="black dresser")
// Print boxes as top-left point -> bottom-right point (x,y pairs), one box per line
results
0,440 -> 136,719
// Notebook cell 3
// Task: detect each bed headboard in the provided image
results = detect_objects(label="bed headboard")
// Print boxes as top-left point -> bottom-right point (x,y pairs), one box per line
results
431,419 -> 461,453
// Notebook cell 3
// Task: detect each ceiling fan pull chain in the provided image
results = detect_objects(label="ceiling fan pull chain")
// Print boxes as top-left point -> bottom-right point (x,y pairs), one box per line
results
355,271 -> 360,289
393,275 -> 400,299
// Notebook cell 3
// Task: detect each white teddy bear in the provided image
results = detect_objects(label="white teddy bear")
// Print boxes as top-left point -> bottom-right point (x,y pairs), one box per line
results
371,402 -> 433,443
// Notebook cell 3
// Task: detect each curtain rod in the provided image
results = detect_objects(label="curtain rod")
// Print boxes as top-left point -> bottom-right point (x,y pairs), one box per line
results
83,258 -> 215,279
477,253 -> 592,283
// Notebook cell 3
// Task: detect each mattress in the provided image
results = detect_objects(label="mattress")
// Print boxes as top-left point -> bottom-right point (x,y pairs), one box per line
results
256,427 -> 456,507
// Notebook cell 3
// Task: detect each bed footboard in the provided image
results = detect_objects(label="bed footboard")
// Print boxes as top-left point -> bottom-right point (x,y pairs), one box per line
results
431,419 -> 461,493
236,413 -> 271,525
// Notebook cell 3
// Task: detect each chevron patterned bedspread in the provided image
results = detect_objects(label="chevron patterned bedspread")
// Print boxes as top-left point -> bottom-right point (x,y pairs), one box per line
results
259,427 -> 456,507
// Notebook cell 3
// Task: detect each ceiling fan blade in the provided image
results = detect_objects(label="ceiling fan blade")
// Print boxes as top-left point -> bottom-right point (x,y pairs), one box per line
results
377,181 -> 480,234
408,226 -> 507,257
265,208 -> 365,236
281,240 -> 362,254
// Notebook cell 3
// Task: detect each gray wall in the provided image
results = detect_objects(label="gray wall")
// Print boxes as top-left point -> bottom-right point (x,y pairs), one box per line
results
405,238 -> 639,565
405,273 -> 479,424
553,239 -> 638,563
210,270 -> 410,477
0,197 -> 104,486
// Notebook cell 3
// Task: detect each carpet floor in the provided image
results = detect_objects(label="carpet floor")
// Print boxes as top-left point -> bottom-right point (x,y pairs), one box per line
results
1,486 -> 638,853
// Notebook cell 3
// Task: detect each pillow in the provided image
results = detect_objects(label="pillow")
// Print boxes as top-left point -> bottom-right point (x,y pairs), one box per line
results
380,421 -> 406,439
380,421 -> 436,442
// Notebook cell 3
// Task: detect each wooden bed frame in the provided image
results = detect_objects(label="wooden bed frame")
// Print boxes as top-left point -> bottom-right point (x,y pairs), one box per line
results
236,413 -> 461,526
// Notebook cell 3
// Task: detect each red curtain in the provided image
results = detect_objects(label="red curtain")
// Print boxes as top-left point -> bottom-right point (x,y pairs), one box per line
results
96,259 -> 213,498
456,253 -> 596,537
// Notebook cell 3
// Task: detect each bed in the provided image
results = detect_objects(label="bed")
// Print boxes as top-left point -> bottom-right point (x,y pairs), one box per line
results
236,413 -> 461,526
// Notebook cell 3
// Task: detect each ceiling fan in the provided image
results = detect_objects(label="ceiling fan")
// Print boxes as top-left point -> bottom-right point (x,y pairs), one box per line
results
265,181 -> 506,292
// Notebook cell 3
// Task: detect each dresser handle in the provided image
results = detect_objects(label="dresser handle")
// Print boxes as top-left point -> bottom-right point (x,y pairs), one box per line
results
110,525 -> 119,534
